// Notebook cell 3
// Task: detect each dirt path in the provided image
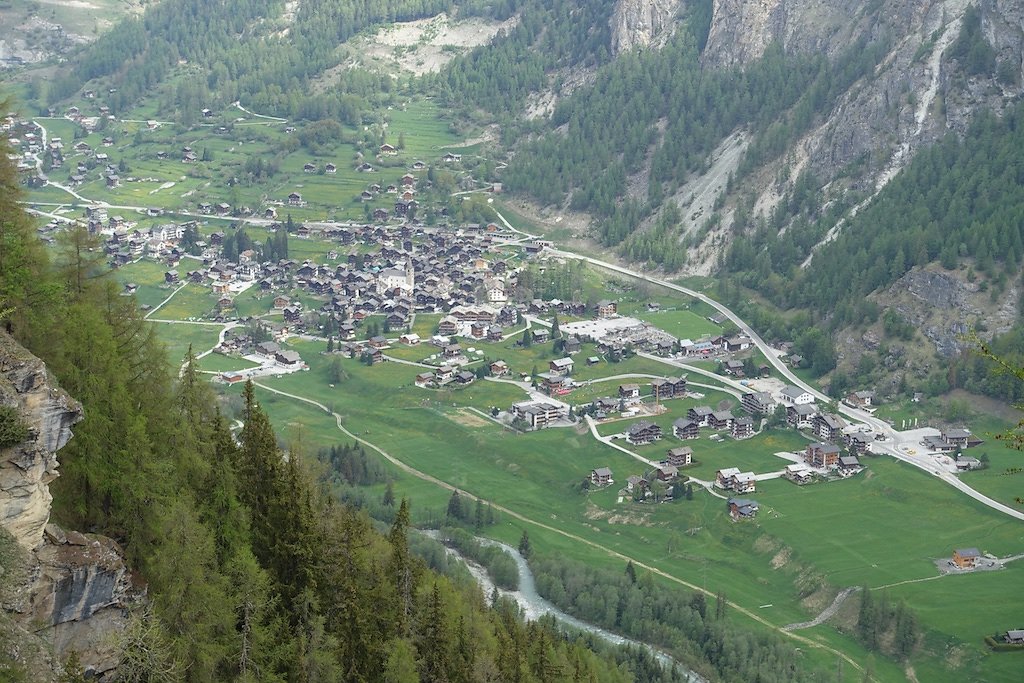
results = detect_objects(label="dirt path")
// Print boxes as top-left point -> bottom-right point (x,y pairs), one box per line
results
251,380 -> 870,678
783,587 -> 860,631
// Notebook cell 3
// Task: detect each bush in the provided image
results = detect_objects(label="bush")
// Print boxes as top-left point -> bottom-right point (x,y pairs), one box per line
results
0,405 -> 29,449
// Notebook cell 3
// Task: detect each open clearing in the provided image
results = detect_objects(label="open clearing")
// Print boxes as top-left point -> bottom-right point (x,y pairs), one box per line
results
355,12 -> 518,75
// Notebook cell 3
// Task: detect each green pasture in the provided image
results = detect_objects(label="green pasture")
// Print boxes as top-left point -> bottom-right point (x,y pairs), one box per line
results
196,353 -> 259,373
150,322 -> 223,367
149,283 -> 216,320
109,259 -> 177,309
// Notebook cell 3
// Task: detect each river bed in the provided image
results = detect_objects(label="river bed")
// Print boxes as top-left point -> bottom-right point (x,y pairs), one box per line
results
421,530 -> 705,682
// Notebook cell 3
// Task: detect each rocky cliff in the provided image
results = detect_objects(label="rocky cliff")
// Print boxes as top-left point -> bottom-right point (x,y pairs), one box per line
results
610,0 -> 685,54
0,332 -> 141,680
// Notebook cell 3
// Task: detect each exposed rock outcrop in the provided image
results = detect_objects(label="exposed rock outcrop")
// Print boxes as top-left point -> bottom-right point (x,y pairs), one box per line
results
0,332 -> 141,680
0,333 -> 81,550
610,0 -> 684,54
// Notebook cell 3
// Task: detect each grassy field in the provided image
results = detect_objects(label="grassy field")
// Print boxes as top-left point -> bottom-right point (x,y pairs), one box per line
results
151,322 -> 223,366
196,353 -> 260,373
149,284 -> 217,320
110,259 -> 177,309
239,335 -> 1024,682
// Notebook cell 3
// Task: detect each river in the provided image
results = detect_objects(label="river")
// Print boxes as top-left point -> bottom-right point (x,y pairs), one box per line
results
421,530 -> 705,682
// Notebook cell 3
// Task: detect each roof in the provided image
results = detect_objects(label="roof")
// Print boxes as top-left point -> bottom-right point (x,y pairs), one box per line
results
838,455 -> 861,467
550,357 -> 574,368
667,447 -> 693,456
810,442 -> 841,454
627,420 -> 659,434
718,467 -> 741,478
593,467 -> 613,477
955,547 -> 981,558
781,385 -> 811,399
944,428 -> 972,439
673,418 -> 697,429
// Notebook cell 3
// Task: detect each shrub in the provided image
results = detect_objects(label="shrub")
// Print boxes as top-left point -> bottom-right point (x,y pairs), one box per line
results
0,405 -> 29,449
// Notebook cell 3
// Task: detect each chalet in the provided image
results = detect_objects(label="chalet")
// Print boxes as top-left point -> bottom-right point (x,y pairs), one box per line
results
733,471 -> 756,493
844,390 -> 875,409
587,355 -> 602,366
438,316 -> 459,336
399,333 -> 421,345
489,360 -> 509,377
941,428 -> 983,449
1004,630 -> 1024,645
728,498 -> 759,521
541,373 -> 572,396
368,335 -> 389,349
456,371 -> 475,385
487,326 -> 504,342
732,416 -> 754,439
784,463 -> 815,484
709,411 -> 734,430
532,328 -> 550,344
275,350 -> 303,367
665,446 -> 692,467
401,173 -> 416,186
813,413 -> 846,442
470,321 -> 487,338
618,383 -> 640,400
716,468 -> 739,489
838,455 -> 862,472
303,162 -> 316,173
786,403 -> 817,429
379,143 -> 398,156
650,378 -> 672,401
443,343 -> 462,359
435,366 -> 455,384
511,401 -> 568,430
687,406 -> 714,427
845,432 -> 873,455
955,455 -> 982,471
655,464 -> 678,481
952,547 -> 981,570
742,392 -> 775,415
523,242 -> 544,254
726,335 -> 752,352
595,300 -> 617,318
564,336 -> 582,355
164,269 -> 179,283
442,152 -> 462,163
673,419 -> 699,440
288,192 -> 303,206
363,348 -> 383,365
626,475 -> 647,493
805,442 -> 841,469
411,160 -> 426,170
590,467 -> 613,487
415,371 -> 434,387
625,421 -> 662,445
273,295 -> 291,309
360,191 -> 374,202
549,357 -> 574,376
255,341 -> 280,358
921,434 -> 958,453
394,199 -> 417,217
780,385 -> 815,405
723,359 -> 745,376
373,208 -> 390,221
283,306 -> 302,323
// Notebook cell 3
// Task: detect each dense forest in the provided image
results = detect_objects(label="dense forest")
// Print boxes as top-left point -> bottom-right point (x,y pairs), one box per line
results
725,100 -> 1024,331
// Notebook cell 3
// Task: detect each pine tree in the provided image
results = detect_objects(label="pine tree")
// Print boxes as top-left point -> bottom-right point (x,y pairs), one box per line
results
446,490 -> 464,521
518,530 -> 532,559
388,499 -> 417,636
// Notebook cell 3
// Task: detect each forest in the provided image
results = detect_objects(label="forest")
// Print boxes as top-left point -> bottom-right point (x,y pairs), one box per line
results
725,100 -> 1024,332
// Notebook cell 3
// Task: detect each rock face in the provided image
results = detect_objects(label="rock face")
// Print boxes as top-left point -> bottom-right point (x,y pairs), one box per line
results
610,0 -> 684,54
0,332 -> 141,679
0,332 -> 81,550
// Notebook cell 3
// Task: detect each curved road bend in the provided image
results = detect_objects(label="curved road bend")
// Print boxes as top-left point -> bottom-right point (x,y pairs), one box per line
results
539,246 -> 1024,522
